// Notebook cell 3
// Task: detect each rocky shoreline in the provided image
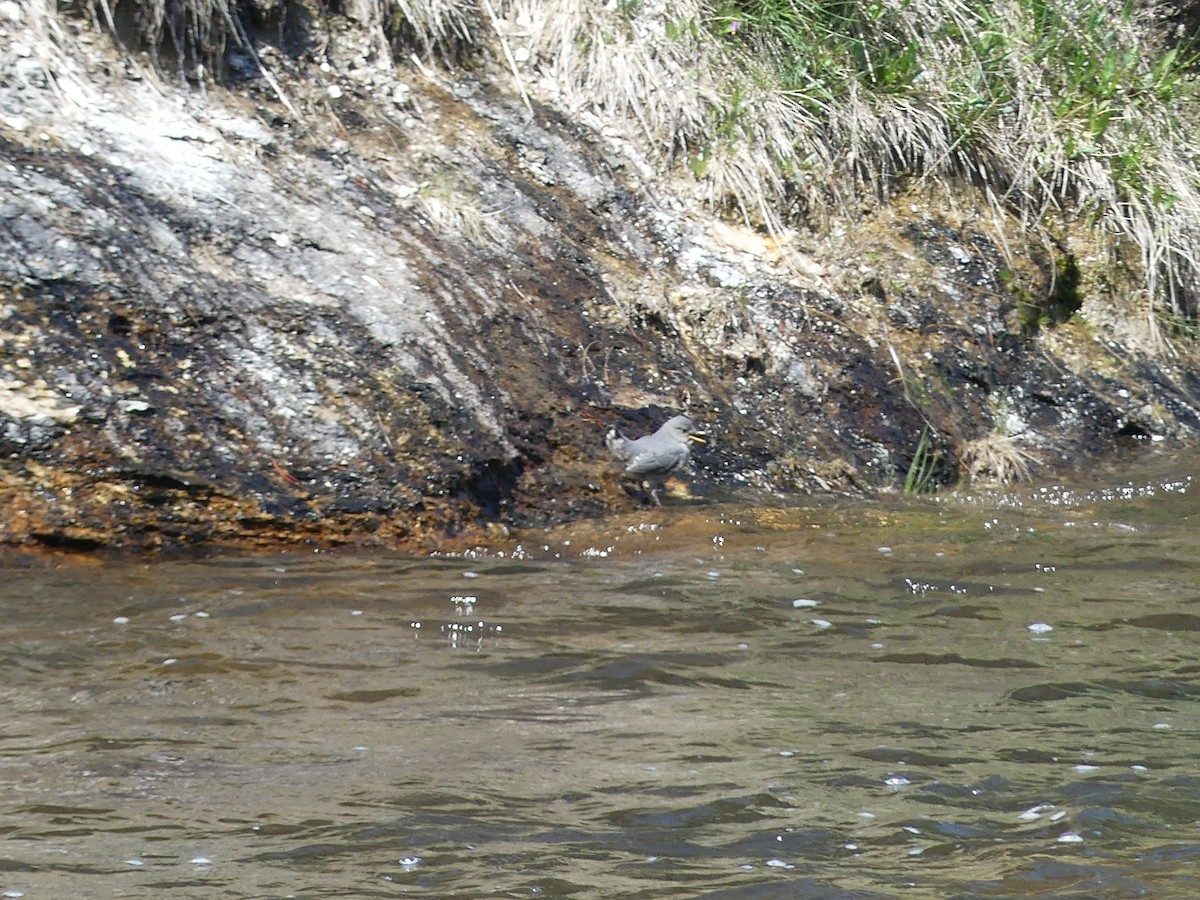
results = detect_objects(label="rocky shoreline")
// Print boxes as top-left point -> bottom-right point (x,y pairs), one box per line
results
2,4 -> 1199,552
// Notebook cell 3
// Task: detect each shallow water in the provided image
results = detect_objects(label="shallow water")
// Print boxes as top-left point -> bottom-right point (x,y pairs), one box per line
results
1,454 -> 1199,898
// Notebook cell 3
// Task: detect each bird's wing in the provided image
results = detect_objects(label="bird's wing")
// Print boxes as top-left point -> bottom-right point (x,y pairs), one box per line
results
623,438 -> 688,475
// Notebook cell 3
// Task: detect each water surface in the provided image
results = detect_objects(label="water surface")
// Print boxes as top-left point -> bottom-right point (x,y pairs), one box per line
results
1,455 -> 1198,897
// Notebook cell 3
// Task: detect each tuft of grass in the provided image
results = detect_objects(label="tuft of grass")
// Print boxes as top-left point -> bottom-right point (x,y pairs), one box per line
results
378,0 -> 479,61
76,0 -> 482,73
417,190 -> 504,246
903,426 -> 941,494
960,432 -> 1039,484
960,393 -> 1038,484
96,0 -> 238,75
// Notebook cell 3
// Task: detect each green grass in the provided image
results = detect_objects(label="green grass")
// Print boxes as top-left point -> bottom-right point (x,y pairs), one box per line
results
904,426 -> 941,494
703,0 -> 1200,333
545,0 -> 1200,337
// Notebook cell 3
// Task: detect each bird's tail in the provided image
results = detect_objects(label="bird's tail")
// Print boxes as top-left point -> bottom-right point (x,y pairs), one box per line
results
605,428 -> 633,462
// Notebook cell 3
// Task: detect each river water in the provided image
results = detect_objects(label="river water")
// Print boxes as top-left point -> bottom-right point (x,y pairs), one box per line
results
1,453 -> 1198,898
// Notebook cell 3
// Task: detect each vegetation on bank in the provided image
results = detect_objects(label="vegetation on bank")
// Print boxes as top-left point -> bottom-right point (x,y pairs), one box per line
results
525,0 -> 1200,339
50,0 -> 1200,339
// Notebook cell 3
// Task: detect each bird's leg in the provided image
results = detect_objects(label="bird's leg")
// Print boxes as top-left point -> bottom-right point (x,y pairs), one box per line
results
649,486 -> 662,506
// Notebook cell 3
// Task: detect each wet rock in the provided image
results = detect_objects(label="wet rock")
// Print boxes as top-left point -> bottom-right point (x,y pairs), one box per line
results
2,11 -> 1200,551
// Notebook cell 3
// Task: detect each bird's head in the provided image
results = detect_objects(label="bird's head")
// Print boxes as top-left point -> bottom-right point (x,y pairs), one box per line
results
664,415 -> 705,443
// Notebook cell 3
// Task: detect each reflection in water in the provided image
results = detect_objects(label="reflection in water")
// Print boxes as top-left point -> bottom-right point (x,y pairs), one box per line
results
1,459 -> 1199,897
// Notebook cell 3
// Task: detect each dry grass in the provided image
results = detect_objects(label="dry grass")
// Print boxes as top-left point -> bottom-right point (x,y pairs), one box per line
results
960,432 -> 1040,484
350,0 -> 478,59
22,0 -> 63,40
117,0 -> 238,72
503,0 -> 1200,340
417,191 -> 505,247
16,0 -> 93,108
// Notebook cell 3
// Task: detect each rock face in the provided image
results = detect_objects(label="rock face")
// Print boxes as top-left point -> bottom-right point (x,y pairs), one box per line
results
2,7 -> 1200,551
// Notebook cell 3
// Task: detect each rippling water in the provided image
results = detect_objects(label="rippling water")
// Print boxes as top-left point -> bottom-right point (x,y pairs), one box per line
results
2,456 -> 1198,897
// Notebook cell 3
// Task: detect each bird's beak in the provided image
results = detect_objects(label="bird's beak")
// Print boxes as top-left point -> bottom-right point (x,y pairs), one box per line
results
688,434 -> 706,444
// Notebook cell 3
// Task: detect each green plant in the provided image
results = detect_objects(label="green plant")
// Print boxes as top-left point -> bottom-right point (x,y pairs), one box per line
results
600,0 -> 1200,334
904,426 -> 941,494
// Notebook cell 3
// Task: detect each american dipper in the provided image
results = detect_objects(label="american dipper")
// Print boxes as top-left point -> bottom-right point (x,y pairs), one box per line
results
605,414 -> 704,505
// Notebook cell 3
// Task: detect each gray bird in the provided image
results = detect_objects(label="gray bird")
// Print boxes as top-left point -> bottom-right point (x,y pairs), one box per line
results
605,414 -> 704,505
